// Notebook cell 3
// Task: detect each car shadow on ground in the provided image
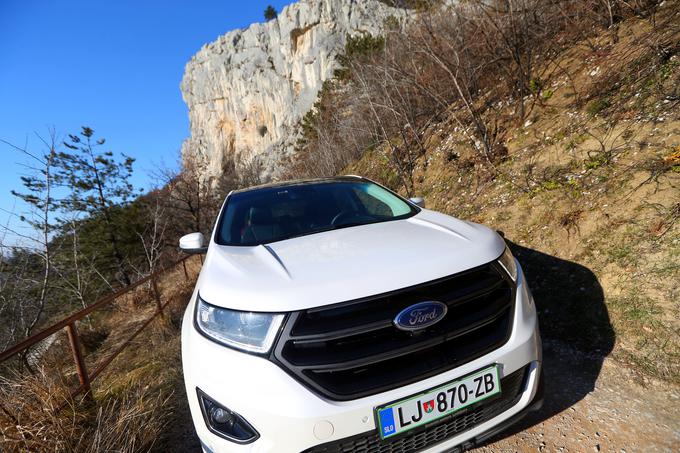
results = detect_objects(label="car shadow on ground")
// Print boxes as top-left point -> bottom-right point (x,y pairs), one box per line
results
481,239 -> 615,444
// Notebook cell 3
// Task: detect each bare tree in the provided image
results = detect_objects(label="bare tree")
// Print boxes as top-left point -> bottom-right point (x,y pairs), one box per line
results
284,0 -> 664,188
154,153 -> 213,236
0,130 -> 60,356
352,65 -> 418,195
135,196 -> 167,276
236,157 -> 264,188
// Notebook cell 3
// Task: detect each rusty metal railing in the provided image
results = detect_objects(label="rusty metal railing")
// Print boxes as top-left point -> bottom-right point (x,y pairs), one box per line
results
0,255 -> 197,401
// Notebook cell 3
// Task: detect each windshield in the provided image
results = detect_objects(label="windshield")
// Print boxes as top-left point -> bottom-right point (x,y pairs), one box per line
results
215,180 -> 418,246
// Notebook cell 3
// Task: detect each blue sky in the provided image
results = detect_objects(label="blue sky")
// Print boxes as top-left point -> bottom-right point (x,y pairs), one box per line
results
0,0 -> 289,245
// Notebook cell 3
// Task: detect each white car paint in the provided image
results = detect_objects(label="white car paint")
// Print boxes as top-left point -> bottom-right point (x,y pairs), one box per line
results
182,183 -> 542,453
197,209 -> 505,312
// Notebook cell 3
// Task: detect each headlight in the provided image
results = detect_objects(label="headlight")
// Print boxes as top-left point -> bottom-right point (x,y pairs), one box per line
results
497,245 -> 518,282
195,295 -> 285,354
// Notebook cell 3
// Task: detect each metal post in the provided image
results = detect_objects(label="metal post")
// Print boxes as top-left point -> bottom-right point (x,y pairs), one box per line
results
66,322 -> 92,400
182,259 -> 189,280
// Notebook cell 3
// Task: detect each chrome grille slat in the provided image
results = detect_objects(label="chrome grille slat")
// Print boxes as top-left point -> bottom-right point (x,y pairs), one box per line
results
270,261 -> 515,401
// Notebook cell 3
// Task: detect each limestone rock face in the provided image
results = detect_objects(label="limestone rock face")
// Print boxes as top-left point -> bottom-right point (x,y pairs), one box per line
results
180,0 -> 407,181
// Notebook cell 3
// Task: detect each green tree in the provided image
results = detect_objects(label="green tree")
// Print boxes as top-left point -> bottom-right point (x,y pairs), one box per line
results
264,5 -> 277,21
56,127 -> 137,285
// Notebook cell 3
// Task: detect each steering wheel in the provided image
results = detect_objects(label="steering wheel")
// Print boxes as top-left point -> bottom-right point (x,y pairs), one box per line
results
331,211 -> 356,226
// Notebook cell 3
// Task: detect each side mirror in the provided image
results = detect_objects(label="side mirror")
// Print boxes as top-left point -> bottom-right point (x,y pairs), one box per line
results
179,232 -> 208,254
409,197 -> 425,208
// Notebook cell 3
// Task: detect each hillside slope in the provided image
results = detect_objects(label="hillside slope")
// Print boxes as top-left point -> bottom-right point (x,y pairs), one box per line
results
347,10 -> 680,384
0,258 -> 203,452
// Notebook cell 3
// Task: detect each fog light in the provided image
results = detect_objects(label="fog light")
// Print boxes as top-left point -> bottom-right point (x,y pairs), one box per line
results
197,388 -> 259,444
210,407 -> 234,426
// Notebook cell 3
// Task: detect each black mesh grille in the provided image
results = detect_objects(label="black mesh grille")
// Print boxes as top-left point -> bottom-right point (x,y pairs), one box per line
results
271,262 -> 515,400
302,365 -> 528,453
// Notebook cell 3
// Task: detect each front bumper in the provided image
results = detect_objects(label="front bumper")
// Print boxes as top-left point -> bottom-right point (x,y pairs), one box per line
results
182,264 -> 542,453
462,366 -> 544,451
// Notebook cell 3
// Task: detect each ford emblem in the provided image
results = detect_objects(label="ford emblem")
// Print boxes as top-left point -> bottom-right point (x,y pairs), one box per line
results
394,301 -> 448,331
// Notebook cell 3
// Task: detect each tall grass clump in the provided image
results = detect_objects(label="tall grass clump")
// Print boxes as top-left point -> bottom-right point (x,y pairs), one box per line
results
0,367 -> 170,453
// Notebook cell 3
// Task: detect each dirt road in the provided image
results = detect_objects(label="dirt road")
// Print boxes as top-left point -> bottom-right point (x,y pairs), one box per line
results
168,340 -> 679,452
475,340 -> 679,453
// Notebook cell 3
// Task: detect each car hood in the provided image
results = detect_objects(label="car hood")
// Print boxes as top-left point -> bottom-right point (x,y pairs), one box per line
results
197,209 -> 505,312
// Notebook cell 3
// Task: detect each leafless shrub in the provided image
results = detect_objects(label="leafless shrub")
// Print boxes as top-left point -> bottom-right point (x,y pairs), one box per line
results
134,197 -> 167,277
285,0 -> 669,188
236,157 -> 265,188
583,5 -> 679,113
153,152 -> 223,239
559,209 -> 584,238
285,1 -> 585,185
0,131 -> 60,363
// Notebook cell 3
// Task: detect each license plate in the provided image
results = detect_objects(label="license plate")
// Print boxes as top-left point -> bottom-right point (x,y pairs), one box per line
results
375,365 -> 501,439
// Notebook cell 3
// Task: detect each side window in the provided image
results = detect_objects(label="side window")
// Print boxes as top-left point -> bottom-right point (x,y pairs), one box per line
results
353,188 -> 392,217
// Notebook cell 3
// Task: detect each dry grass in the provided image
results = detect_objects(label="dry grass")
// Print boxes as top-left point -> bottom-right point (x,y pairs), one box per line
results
347,5 -> 680,383
0,369 -> 169,453
0,257 -> 201,452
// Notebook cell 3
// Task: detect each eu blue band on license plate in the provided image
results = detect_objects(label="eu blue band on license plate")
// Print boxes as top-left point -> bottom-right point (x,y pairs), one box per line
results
375,364 -> 502,439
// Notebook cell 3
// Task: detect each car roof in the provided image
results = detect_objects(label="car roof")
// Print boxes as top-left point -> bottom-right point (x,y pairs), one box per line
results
230,175 -> 367,194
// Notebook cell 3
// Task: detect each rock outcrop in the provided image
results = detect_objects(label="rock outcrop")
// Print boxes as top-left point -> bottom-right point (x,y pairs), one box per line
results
180,0 -> 408,181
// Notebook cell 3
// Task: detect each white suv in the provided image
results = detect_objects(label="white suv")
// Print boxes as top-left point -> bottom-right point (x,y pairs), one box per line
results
180,176 -> 543,453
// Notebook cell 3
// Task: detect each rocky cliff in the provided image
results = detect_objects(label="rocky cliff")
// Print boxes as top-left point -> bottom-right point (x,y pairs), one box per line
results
180,0 -> 408,182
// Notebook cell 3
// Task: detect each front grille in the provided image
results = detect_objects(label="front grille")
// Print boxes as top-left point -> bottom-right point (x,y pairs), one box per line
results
271,261 -> 515,400
302,365 -> 528,453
